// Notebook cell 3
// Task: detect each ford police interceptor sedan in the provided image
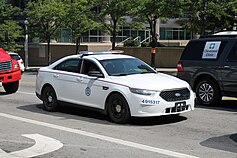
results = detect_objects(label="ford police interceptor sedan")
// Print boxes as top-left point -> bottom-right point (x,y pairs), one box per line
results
36,50 -> 195,123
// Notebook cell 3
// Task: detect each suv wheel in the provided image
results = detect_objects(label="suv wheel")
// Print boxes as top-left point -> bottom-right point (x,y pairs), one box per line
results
196,78 -> 221,106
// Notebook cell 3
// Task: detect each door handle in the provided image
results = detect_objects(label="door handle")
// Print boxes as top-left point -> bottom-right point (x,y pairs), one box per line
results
53,74 -> 59,78
217,65 -> 230,69
223,65 -> 230,69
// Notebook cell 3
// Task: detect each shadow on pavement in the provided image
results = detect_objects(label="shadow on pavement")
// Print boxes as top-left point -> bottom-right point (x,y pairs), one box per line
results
17,103 -> 187,126
200,133 -> 237,153
195,99 -> 237,112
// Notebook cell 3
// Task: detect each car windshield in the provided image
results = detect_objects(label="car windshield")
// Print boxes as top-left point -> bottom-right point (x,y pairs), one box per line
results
100,58 -> 156,76
10,54 -> 21,60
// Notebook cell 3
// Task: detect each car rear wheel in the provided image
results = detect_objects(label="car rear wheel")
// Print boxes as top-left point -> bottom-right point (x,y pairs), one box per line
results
196,78 -> 221,106
107,94 -> 131,124
3,81 -> 19,94
42,86 -> 58,111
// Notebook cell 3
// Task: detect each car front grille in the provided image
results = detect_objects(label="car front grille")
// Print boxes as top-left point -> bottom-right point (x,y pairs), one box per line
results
160,88 -> 190,102
165,105 -> 189,113
0,60 -> 12,72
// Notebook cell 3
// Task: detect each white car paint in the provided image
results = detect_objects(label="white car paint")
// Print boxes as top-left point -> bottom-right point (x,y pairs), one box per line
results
8,52 -> 25,72
36,52 -> 195,120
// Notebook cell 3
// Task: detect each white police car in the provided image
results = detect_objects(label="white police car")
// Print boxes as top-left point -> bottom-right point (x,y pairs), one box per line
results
36,50 -> 195,123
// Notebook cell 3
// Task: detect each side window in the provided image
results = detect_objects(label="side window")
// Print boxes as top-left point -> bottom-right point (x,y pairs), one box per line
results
54,59 -> 81,73
81,60 -> 101,75
227,42 -> 237,61
181,41 -> 206,60
181,40 -> 227,60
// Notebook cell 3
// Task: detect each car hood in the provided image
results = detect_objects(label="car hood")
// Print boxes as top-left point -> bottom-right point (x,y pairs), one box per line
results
0,48 -> 11,62
109,73 -> 190,91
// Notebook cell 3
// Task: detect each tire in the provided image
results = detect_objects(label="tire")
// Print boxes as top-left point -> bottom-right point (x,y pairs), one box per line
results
3,81 -> 19,94
107,94 -> 131,124
195,78 -> 221,106
42,86 -> 58,112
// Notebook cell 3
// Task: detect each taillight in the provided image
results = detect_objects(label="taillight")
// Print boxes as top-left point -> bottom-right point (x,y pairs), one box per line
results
177,61 -> 184,72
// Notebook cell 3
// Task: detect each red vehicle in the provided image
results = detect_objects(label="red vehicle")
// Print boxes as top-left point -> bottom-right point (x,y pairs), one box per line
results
0,48 -> 21,93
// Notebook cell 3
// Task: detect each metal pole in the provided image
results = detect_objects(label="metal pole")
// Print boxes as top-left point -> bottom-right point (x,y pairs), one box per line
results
24,20 -> 29,69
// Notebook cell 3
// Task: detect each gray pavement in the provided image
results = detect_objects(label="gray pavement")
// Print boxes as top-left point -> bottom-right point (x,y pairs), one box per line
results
0,72 -> 236,158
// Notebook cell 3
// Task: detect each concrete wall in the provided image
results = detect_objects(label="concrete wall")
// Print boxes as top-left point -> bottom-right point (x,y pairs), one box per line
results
116,47 -> 184,67
23,43 -> 184,67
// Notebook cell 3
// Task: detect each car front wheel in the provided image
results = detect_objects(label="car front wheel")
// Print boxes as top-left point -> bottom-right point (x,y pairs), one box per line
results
42,86 -> 58,111
196,78 -> 221,106
107,94 -> 131,124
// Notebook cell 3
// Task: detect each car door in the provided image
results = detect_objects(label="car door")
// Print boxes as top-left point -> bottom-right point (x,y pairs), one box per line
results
78,59 -> 108,109
221,42 -> 237,94
53,58 -> 84,104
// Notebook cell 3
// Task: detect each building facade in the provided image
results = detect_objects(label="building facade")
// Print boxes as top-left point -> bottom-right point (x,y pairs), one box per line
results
6,0 -> 193,44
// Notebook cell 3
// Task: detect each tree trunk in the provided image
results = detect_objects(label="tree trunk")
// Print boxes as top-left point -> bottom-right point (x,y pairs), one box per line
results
150,16 -> 158,67
75,37 -> 81,54
111,20 -> 117,50
47,38 -> 51,65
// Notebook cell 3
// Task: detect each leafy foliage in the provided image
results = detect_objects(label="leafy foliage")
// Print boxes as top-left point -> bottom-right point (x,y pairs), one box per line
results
64,0 -> 98,53
0,2 -> 22,51
25,0 -> 67,64
134,0 -> 184,47
94,0 -> 140,50
179,0 -> 237,35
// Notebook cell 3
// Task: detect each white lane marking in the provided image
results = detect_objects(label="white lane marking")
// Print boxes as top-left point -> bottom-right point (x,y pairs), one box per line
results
11,134 -> 63,158
0,134 -> 63,158
0,113 -> 199,158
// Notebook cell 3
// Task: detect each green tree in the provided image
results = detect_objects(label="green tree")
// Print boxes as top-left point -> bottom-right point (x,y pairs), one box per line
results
64,0 -> 97,54
0,1 -> 22,51
134,0 -> 183,66
25,0 -> 67,64
135,0 -> 183,47
95,0 -> 139,50
180,0 -> 237,36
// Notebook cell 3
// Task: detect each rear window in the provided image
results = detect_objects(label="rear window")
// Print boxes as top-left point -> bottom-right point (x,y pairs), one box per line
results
10,54 -> 21,60
227,42 -> 237,61
181,40 -> 227,60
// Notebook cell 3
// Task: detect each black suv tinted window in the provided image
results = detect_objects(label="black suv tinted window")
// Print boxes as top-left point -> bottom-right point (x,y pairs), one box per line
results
181,40 -> 227,60
227,42 -> 237,61
54,59 -> 81,73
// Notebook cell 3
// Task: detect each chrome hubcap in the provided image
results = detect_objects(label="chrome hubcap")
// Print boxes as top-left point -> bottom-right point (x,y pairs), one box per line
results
198,83 -> 214,102
115,104 -> 122,113
48,95 -> 53,103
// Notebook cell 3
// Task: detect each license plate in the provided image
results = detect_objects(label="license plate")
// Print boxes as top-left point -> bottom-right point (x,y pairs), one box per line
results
175,101 -> 186,112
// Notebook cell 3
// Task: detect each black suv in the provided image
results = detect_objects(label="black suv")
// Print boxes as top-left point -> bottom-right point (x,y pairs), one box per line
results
177,36 -> 237,105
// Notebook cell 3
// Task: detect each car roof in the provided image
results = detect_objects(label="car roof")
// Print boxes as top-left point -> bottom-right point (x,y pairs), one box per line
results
84,54 -> 134,60
49,53 -> 135,68
7,52 -> 20,56
192,37 -> 237,41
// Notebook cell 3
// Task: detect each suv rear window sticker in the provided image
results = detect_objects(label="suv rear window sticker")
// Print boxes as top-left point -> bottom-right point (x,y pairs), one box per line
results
202,41 -> 221,59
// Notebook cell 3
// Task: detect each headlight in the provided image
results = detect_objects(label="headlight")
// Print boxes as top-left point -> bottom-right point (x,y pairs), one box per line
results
14,64 -> 19,69
129,88 -> 157,96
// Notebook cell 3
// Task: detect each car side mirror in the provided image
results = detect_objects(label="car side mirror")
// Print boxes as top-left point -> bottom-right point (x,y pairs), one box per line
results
88,71 -> 104,78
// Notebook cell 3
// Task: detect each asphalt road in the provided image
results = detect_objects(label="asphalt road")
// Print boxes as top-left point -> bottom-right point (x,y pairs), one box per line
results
0,72 -> 236,158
